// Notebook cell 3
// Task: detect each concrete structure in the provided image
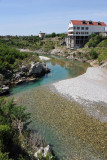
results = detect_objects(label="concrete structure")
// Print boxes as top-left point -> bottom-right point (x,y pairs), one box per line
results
39,32 -> 46,38
65,20 -> 107,49
99,32 -> 107,37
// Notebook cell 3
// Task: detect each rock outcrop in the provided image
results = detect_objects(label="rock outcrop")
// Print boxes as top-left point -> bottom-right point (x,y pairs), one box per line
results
34,145 -> 52,158
0,74 -> 10,95
29,62 -> 50,76
12,61 -> 50,85
0,61 -> 50,95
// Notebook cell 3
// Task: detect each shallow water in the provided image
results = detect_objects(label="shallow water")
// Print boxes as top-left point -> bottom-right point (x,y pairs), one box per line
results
11,56 -> 89,95
9,57 -> 106,160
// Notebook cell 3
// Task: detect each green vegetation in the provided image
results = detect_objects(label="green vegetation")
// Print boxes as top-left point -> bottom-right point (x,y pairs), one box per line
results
0,98 -> 31,160
97,39 -> 107,47
0,43 -> 29,79
46,33 -> 66,39
90,49 -> 98,59
43,40 -> 55,52
87,34 -> 107,63
0,35 -> 42,50
0,98 -> 56,160
87,34 -> 103,48
76,34 -> 107,63
0,34 -> 65,52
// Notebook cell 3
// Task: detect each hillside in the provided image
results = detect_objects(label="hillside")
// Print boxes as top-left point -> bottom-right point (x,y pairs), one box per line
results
0,33 -> 107,66
67,34 -> 107,65
0,33 -> 65,52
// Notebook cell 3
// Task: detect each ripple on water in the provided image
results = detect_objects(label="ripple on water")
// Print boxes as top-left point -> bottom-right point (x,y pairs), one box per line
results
9,86 -> 107,160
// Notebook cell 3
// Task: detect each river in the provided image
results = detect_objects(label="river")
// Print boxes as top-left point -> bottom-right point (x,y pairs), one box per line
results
9,56 -> 106,160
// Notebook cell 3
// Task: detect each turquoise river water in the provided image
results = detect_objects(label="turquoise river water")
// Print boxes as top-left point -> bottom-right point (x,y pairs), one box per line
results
10,56 -> 106,160
11,56 -> 89,95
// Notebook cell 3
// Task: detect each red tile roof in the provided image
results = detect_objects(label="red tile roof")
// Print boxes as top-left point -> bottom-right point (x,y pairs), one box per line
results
70,20 -> 107,26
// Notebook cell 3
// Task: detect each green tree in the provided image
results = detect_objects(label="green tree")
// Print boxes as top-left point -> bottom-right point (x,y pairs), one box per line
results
11,105 -> 31,136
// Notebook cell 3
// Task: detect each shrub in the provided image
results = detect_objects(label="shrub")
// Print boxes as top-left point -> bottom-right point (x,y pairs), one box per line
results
97,39 -> 107,47
87,35 -> 103,48
90,49 -> 98,59
98,52 -> 107,63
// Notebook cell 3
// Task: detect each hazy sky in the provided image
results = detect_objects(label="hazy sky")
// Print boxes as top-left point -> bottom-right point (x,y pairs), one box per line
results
0,0 -> 107,35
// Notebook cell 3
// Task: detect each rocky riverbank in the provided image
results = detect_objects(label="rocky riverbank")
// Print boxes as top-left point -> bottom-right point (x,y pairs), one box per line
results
52,62 -> 107,122
0,57 -> 50,96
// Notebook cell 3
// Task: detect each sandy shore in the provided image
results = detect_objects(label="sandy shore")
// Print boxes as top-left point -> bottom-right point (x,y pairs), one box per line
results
52,65 -> 107,122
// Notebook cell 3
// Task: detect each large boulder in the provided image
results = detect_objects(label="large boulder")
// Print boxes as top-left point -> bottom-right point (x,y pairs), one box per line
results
21,65 -> 28,72
29,62 -> 50,76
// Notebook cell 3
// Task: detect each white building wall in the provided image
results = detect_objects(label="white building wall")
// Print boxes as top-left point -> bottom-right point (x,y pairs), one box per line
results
66,21 -> 106,49
68,22 -> 105,36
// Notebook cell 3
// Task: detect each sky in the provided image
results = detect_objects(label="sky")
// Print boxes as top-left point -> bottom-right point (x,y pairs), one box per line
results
0,0 -> 107,35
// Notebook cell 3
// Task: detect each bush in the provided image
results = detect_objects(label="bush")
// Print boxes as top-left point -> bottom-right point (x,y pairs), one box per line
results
43,40 -> 55,52
97,39 -> 107,47
98,52 -> 107,63
0,98 -> 31,160
0,43 -> 29,78
87,35 -> 103,48
0,151 -> 12,160
90,49 -> 98,59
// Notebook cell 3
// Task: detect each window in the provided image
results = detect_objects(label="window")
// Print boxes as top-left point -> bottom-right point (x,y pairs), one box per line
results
98,22 -> 101,25
85,27 -> 88,30
81,32 -> 84,34
81,27 -> 84,30
76,40 -> 79,44
82,20 -> 86,24
74,27 -> 76,30
77,27 -> 80,30
89,21 -> 93,24
76,32 -> 78,34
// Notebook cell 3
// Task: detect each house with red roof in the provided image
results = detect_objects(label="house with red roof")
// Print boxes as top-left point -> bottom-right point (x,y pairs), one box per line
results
65,20 -> 107,49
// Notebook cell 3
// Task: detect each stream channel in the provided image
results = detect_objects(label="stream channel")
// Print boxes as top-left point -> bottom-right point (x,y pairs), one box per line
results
9,56 -> 106,160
